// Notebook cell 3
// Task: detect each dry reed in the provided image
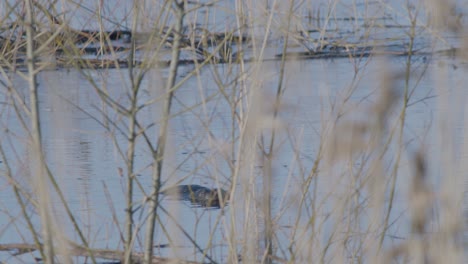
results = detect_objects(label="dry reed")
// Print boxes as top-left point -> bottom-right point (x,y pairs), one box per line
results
0,0 -> 466,263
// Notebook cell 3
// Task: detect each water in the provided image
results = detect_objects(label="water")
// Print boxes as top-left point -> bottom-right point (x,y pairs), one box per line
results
0,55 -> 465,262
0,0 -> 467,263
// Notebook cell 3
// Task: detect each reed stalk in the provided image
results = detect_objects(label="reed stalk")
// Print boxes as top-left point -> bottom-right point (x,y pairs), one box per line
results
122,1 -> 144,263
143,1 -> 185,263
261,1 -> 296,262
378,5 -> 418,253
21,2 -> 98,263
24,1 -> 55,262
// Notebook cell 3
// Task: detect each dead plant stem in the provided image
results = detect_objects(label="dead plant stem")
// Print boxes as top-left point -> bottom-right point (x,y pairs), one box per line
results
378,7 -> 417,253
143,2 -> 185,263
24,1 -> 54,262
0,143 -> 45,261
262,1 -> 295,262
123,2 -> 143,263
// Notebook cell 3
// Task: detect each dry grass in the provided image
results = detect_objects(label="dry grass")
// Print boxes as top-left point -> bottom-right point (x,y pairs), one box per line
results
0,0 -> 466,263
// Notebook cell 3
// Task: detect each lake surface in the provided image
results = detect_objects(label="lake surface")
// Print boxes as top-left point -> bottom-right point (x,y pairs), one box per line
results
0,0 -> 467,263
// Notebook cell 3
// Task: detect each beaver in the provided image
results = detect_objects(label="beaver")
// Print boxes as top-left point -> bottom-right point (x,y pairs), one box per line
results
161,184 -> 229,208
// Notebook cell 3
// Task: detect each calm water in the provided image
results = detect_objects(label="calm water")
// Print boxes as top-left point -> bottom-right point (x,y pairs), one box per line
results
1,55 -> 466,262
1,0 -> 467,263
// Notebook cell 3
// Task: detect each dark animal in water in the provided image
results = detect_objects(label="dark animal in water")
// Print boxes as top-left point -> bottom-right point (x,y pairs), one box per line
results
161,184 -> 229,208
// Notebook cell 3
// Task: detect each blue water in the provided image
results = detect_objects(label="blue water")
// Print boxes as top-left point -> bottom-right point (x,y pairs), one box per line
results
0,0 -> 467,263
